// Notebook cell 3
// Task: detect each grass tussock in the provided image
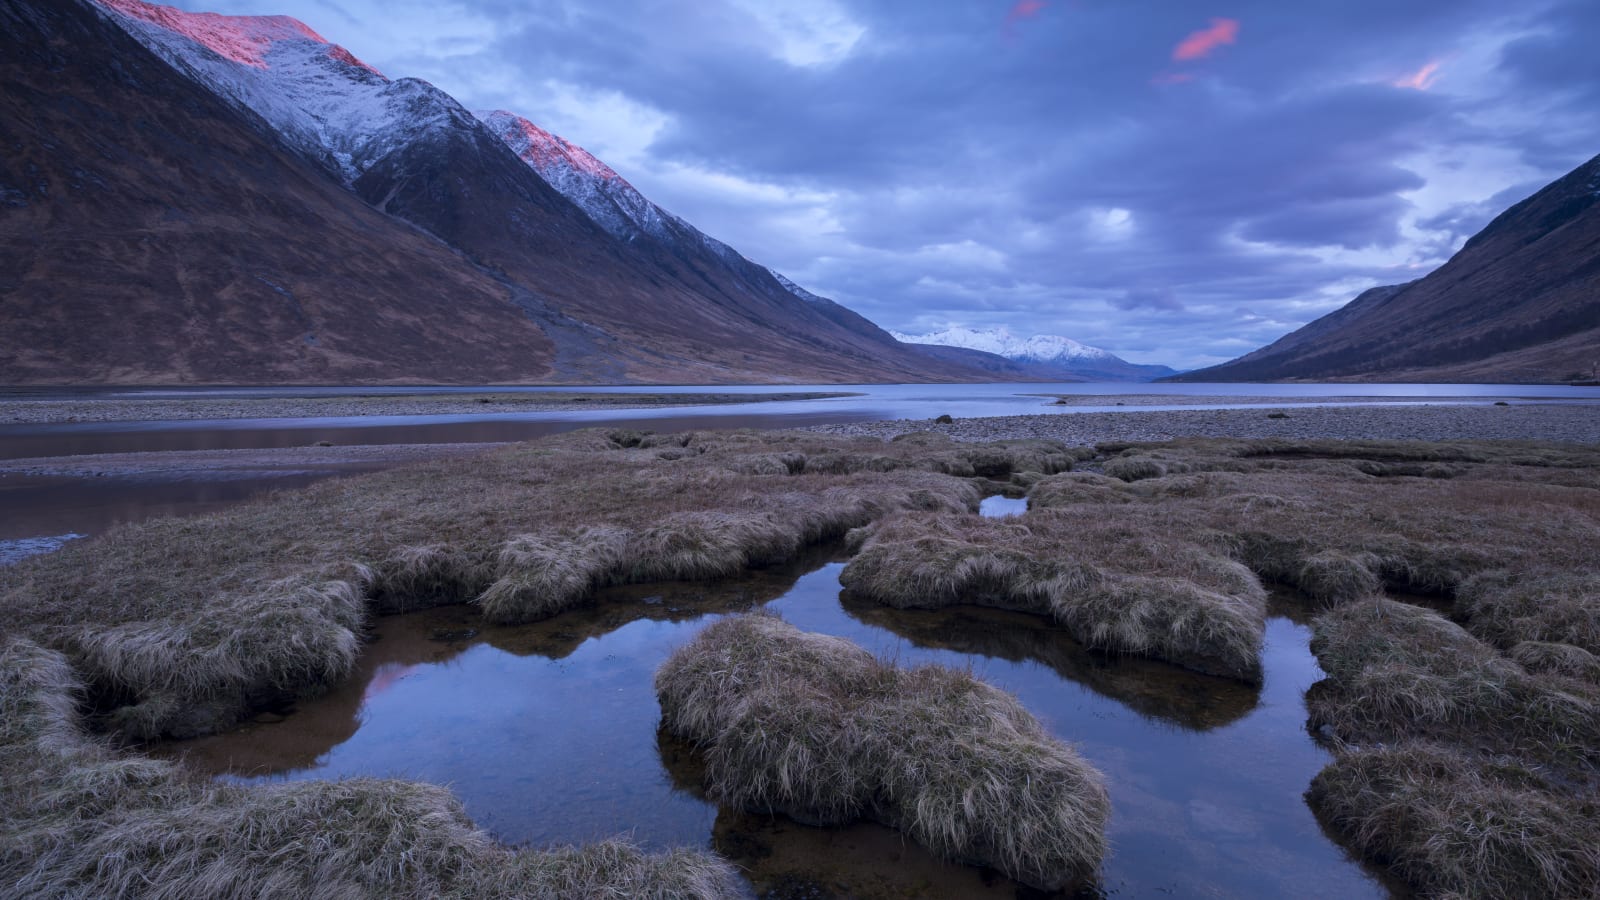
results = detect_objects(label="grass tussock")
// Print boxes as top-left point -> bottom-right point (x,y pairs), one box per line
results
655,615 -> 1110,891
0,638 -> 741,899
1455,571 -> 1600,656
1307,743 -> 1600,900
841,510 -> 1267,681
1307,600 -> 1600,770
1027,440 -> 1600,604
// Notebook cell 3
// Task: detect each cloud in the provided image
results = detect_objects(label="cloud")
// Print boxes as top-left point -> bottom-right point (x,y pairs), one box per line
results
1393,59 -> 1443,90
1006,0 -> 1046,24
167,0 -> 1600,371
1114,288 -> 1185,311
1172,18 -> 1239,62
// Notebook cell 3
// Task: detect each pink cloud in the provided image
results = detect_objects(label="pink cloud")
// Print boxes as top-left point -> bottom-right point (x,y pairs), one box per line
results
1172,18 -> 1239,61
1151,71 -> 1197,86
1393,60 -> 1443,91
1006,0 -> 1047,24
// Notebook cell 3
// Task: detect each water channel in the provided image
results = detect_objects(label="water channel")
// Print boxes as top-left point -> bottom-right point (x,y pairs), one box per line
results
155,501 -> 1406,897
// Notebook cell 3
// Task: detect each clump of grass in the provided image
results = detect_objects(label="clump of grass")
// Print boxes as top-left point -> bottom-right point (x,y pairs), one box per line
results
655,615 -> 1110,891
1293,550 -> 1382,606
0,638 -> 742,898
1102,456 -> 1166,482
841,511 -> 1267,681
1510,640 -> 1600,681
1307,743 -> 1600,899
1026,472 -> 1136,508
1307,600 -> 1600,771
475,525 -> 630,624
67,575 -> 368,739
1456,571 -> 1600,655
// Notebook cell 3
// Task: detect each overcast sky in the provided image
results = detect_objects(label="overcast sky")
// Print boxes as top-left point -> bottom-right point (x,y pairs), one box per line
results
178,0 -> 1600,369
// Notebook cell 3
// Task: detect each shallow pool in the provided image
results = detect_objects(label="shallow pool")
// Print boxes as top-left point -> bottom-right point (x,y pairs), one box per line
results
159,551 -> 1402,898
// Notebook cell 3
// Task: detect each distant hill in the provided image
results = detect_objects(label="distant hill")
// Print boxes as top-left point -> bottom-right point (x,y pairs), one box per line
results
1173,152 -> 1600,384
891,327 -> 1177,382
0,0 -> 992,385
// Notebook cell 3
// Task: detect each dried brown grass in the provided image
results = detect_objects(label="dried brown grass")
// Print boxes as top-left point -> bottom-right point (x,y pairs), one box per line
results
1456,571 -> 1600,657
0,638 -> 741,899
1,429 -> 1007,739
655,614 -> 1110,891
1307,600 -> 1600,771
841,510 -> 1268,681
1307,744 -> 1600,899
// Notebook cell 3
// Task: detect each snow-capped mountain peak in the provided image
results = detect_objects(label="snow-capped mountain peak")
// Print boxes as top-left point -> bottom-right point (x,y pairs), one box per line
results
890,327 -> 1113,363
475,110 -> 668,239
98,0 -> 380,75
95,0 -> 485,185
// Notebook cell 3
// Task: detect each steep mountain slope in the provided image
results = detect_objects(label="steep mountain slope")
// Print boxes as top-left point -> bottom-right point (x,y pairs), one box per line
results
476,110 -> 943,376
892,327 -> 1177,381
0,0 -> 558,384
1176,153 -> 1600,383
18,0 -> 981,385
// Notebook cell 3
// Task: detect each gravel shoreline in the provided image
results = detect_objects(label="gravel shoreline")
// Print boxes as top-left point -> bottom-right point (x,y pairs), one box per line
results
804,402 -> 1600,445
0,391 -> 854,425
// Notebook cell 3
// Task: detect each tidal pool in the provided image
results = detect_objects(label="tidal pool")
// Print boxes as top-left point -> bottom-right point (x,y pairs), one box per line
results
159,551 -> 1403,898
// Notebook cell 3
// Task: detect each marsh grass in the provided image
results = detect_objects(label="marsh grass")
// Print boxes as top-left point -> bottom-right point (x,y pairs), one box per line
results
655,615 -> 1110,891
2,429 -> 1054,738
1307,600 -> 1600,770
841,510 -> 1268,681
1304,599 -> 1600,898
9,431 -> 1600,897
1,428 -> 1085,896
1307,744 -> 1600,899
1456,571 -> 1600,657
0,638 -> 741,899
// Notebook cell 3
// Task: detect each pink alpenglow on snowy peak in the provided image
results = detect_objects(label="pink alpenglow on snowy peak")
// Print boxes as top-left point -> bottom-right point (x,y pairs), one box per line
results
95,0 -> 381,75
477,110 -> 680,242
482,112 -> 622,185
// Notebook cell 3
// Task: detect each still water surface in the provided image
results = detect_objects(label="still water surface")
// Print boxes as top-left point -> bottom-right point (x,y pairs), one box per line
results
163,548 -> 1402,898
6,381 -> 1595,459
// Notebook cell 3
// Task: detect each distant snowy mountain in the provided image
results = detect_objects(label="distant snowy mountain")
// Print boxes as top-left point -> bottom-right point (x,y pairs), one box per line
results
891,327 -> 1113,363
892,327 -> 1177,382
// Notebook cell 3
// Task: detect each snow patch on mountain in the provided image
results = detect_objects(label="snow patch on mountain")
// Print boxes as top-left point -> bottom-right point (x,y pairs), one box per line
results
97,0 -> 331,69
768,271 -> 831,305
96,0 -> 473,184
477,110 -> 670,239
891,327 -> 1115,363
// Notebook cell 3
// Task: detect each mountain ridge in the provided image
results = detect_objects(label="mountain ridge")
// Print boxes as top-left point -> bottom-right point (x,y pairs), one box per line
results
0,0 -> 996,385
1173,152 -> 1600,383
893,327 -> 1178,381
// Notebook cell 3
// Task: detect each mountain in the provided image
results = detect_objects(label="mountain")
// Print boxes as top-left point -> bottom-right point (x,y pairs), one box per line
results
0,0 -> 989,385
0,0 -> 559,384
1174,152 -> 1600,383
891,327 -> 1178,381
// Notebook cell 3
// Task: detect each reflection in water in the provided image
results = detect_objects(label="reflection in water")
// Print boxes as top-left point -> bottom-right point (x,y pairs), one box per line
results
159,555 -> 1399,899
0,470 -> 362,543
837,596 -> 1258,731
